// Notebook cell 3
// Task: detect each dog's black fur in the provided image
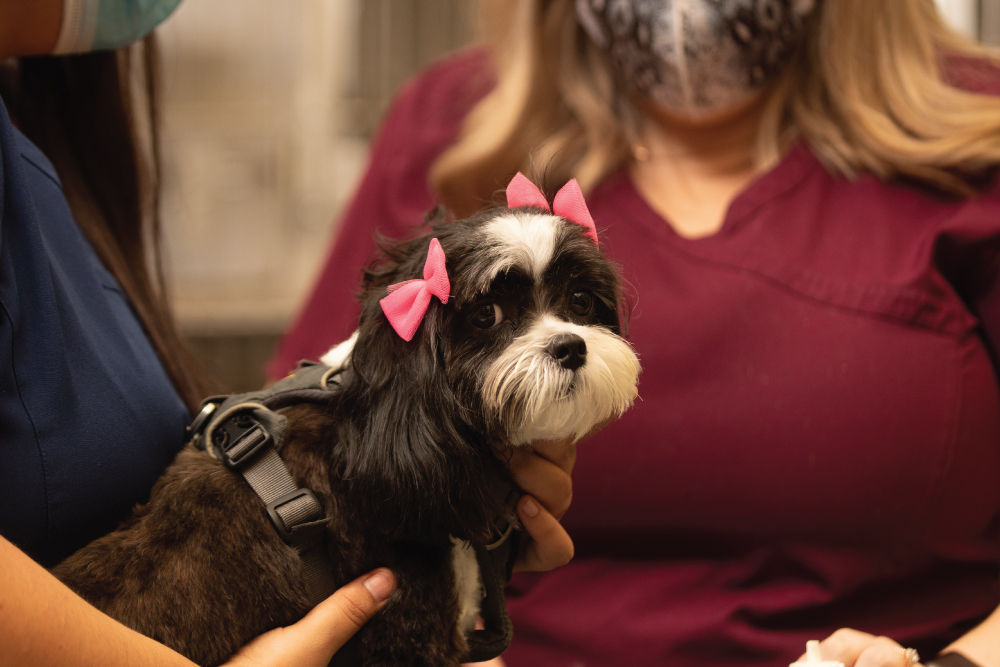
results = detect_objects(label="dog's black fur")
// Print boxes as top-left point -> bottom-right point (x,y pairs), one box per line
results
53,205 -> 639,666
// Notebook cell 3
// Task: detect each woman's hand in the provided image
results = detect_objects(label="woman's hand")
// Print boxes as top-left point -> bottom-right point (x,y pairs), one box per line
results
801,629 -> 923,667
507,420 -> 610,573
224,568 -> 396,667
508,436 -> 577,572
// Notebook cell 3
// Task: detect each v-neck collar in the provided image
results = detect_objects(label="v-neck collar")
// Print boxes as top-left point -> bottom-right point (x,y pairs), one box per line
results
607,139 -> 820,247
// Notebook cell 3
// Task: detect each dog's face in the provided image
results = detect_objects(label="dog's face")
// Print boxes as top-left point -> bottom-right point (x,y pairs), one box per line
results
330,207 -> 640,449
436,208 -> 639,445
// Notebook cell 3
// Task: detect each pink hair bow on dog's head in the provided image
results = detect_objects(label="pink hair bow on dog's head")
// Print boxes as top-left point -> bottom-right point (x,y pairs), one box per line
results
506,172 -> 599,247
380,238 -> 450,341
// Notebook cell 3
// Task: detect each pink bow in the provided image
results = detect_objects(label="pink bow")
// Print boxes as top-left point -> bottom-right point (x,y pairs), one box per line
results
380,238 -> 450,341
506,172 -> 599,247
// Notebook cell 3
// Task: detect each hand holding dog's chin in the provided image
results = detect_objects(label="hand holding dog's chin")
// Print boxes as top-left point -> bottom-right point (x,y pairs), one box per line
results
527,417 -> 612,476
513,493 -> 575,572
509,419 -> 612,573
223,568 -> 395,666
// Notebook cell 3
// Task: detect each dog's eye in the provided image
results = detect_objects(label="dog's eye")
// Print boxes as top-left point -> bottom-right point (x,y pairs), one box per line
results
471,303 -> 504,328
569,290 -> 594,316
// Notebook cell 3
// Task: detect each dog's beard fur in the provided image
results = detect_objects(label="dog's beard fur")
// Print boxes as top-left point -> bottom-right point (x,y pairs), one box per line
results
481,313 -> 640,444
54,206 -> 640,667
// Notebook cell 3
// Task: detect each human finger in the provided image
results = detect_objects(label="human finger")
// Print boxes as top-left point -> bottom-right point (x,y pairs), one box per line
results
816,628 -> 923,667
529,415 -> 613,474
462,656 -> 507,666
513,495 -> 574,573
296,568 -> 397,655
224,568 -> 396,666
529,436 -> 577,474
507,450 -> 572,519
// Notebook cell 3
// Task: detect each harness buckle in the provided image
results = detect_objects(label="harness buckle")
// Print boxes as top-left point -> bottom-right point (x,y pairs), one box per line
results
185,401 -> 219,448
266,488 -> 325,541
215,417 -> 272,469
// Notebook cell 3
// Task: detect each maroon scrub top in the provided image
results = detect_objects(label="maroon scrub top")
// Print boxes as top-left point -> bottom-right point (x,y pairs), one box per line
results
270,50 -> 1000,666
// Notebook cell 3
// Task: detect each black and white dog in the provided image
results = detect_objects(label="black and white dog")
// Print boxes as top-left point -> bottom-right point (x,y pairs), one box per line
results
53,174 -> 640,666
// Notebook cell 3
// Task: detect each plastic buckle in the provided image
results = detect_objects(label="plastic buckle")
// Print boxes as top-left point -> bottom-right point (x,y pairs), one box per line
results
266,488 -> 323,541
214,417 -> 272,469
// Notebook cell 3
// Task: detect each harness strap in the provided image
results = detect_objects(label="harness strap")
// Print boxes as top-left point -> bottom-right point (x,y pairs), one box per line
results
188,362 -> 523,657
187,362 -> 341,606
241,445 -> 337,604
463,476 -> 521,663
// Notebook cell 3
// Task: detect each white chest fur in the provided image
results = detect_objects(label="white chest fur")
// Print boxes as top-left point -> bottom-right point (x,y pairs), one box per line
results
450,537 -> 483,634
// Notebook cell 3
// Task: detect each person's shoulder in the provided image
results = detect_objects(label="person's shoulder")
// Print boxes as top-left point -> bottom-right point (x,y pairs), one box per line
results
873,170 -> 1000,239
781,141 -> 1000,241
388,47 -> 494,127
406,47 -> 493,93
367,47 -> 494,179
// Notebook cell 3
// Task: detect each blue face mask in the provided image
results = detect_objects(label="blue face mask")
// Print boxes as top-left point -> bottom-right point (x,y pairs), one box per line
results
53,0 -> 183,53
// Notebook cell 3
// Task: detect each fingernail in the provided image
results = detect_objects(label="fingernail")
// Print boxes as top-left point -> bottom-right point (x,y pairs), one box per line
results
521,497 -> 540,518
363,568 -> 395,602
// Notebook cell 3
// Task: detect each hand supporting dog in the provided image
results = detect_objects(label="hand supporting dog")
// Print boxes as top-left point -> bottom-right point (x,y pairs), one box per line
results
510,415 -> 616,573
0,535 -> 393,667
225,568 -> 396,667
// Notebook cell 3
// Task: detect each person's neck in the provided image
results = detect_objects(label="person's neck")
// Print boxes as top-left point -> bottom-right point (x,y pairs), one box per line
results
626,92 -> 773,239
632,92 -> 770,177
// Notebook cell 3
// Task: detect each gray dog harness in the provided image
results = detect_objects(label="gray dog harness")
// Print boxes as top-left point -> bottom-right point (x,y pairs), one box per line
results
184,361 -> 519,661
185,362 -> 342,605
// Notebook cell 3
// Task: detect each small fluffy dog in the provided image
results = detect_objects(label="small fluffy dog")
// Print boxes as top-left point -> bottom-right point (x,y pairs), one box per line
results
53,174 -> 640,666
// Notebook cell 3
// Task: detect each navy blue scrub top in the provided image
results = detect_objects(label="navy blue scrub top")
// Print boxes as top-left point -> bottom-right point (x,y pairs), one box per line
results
0,98 -> 189,566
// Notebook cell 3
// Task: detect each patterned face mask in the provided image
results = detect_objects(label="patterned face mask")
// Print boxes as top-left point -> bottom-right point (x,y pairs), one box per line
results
575,0 -> 817,119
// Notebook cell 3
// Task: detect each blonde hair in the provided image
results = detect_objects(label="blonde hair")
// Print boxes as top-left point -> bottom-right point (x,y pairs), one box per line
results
430,0 -> 1000,216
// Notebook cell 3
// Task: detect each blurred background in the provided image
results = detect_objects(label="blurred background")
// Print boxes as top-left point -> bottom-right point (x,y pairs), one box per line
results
155,0 -> 999,393
157,0 -> 479,391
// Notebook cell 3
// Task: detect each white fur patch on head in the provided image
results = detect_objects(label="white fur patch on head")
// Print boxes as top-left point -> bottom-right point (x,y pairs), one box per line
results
482,212 -> 561,284
483,314 -> 640,445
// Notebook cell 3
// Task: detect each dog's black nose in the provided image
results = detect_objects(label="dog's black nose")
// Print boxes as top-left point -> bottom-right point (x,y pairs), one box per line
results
547,334 -> 587,371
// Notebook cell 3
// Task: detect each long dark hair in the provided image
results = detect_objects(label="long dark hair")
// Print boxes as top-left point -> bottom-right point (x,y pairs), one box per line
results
2,38 -> 206,412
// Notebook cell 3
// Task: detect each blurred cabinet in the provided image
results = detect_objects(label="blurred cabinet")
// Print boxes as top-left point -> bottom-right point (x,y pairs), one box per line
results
984,0 -> 1000,43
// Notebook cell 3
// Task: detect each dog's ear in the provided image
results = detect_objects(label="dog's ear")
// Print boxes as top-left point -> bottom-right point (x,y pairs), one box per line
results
337,235 -> 503,540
